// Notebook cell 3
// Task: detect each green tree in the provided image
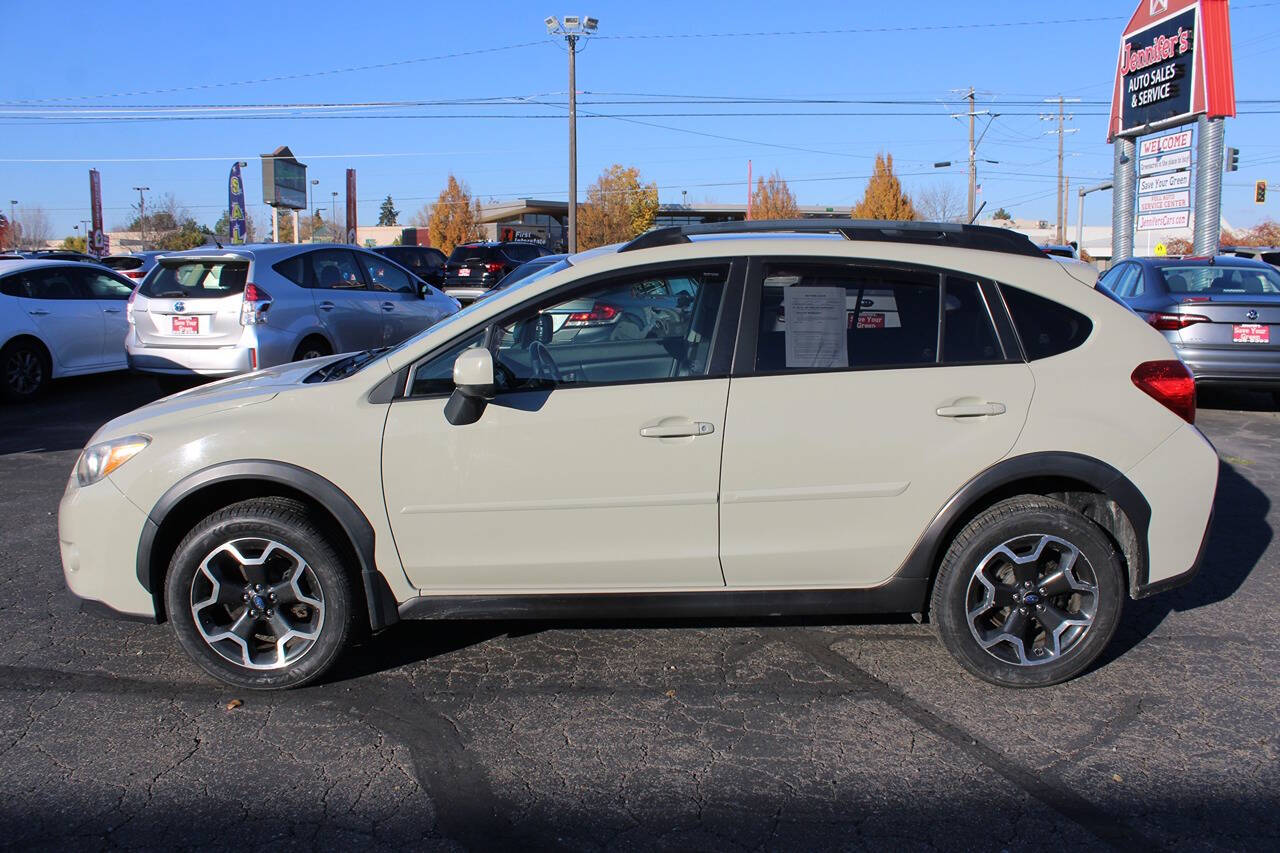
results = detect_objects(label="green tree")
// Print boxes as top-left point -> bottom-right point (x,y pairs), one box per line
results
851,153 -> 917,221
378,195 -> 400,227
62,234 -> 87,252
992,207 -> 1013,221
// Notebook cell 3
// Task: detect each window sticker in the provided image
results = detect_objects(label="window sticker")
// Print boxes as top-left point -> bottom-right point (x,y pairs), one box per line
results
783,286 -> 848,369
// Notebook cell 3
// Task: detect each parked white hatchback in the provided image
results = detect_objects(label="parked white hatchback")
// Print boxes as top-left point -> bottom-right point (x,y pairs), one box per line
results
0,259 -> 134,401
124,243 -> 458,379
60,221 -> 1219,690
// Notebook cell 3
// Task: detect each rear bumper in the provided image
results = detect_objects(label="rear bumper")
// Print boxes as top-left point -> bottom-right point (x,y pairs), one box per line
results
442,286 -> 490,304
1175,343 -> 1280,387
126,329 -> 257,377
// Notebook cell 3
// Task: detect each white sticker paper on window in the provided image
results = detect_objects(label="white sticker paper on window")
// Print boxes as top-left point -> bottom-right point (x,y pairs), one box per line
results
783,286 -> 848,369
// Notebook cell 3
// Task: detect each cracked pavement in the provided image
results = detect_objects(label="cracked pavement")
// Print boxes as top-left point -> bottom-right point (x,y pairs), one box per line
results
1,374 -> 1276,851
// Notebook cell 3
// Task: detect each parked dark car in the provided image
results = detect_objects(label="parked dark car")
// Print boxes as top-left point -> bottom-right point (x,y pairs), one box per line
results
0,249 -> 99,263
442,241 -> 551,303
1098,255 -> 1280,401
372,245 -> 447,287
101,251 -> 166,282
493,253 -> 568,291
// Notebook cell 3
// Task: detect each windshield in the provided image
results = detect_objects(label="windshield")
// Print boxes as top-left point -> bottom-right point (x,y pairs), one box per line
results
496,258 -> 569,291
141,260 -> 248,299
1158,264 -> 1280,295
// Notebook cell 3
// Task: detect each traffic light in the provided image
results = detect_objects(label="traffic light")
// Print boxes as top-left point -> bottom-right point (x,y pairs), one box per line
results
1257,180 -> 1268,205
1227,147 -> 1240,171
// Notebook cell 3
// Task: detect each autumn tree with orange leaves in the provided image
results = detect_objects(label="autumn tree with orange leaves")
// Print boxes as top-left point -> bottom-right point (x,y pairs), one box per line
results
748,170 -> 801,219
420,174 -> 485,254
851,153 -> 917,221
577,164 -> 659,249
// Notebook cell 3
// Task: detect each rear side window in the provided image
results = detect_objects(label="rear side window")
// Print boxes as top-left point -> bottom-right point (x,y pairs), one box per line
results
943,277 -> 1003,363
14,268 -> 88,299
141,261 -> 248,299
999,284 -> 1092,360
307,250 -> 366,291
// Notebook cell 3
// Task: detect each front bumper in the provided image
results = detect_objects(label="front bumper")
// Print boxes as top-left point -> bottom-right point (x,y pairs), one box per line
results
59,473 -> 157,620
1176,343 -> 1280,388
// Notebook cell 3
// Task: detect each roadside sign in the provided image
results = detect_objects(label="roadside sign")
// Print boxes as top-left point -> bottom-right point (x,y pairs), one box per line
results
1137,190 -> 1191,214
88,169 -> 108,258
1139,171 -> 1191,193
1137,210 -> 1190,231
1138,129 -> 1193,157
1140,149 -> 1192,176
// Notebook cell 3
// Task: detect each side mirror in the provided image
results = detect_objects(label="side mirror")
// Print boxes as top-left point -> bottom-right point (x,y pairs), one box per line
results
444,347 -> 495,425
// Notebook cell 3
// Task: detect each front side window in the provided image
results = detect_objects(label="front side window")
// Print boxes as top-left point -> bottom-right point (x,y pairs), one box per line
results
308,250 -> 366,290
359,254 -> 414,293
754,263 -> 940,372
409,331 -> 486,396
488,265 -> 728,390
19,268 -> 89,300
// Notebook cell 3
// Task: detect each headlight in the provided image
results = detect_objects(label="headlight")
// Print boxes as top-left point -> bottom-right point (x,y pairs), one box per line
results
75,435 -> 150,487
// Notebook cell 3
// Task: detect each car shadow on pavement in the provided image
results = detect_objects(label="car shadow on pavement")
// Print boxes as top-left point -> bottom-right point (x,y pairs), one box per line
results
1099,460 -> 1272,667
0,372 -> 167,455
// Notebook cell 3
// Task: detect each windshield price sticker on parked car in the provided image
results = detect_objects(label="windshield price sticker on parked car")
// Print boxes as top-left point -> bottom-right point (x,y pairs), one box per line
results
783,286 -> 848,369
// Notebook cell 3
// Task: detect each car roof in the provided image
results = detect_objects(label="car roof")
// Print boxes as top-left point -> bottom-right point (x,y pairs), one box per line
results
0,258 -> 108,274
1145,255 -> 1275,269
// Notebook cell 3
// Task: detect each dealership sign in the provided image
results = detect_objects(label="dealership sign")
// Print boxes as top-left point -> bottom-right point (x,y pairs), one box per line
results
261,145 -> 307,210
88,169 -> 108,258
1138,170 -> 1191,193
1137,211 -> 1191,230
1108,0 -> 1236,140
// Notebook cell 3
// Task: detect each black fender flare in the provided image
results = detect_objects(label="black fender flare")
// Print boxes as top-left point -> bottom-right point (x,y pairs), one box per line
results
894,451 -> 1152,600
136,459 -> 400,630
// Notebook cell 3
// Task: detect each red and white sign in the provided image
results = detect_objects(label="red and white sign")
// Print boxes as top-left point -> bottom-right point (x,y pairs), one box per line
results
1138,190 -> 1191,213
1108,0 -> 1236,140
171,316 -> 199,335
1137,210 -> 1191,230
1233,323 -> 1269,343
88,169 -> 108,258
1139,128 -> 1193,156
345,168 -> 358,245
1139,171 -> 1192,193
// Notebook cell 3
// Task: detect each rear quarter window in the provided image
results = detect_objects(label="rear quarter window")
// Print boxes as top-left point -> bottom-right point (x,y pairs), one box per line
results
272,255 -> 307,286
999,284 -> 1093,360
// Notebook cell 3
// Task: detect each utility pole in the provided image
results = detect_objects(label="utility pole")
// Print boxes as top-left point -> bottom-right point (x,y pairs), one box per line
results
132,186 -> 150,250
747,159 -> 753,219
1062,175 -> 1070,242
1042,97 -> 1079,243
7,201 -> 15,249
545,15 -> 598,254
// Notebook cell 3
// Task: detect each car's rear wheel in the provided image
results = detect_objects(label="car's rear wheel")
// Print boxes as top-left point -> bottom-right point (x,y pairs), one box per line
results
165,497 -> 355,690
1,338 -> 50,402
294,337 -> 332,362
931,496 -> 1124,688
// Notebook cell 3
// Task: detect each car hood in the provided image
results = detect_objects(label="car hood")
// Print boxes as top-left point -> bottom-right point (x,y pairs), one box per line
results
90,356 -> 348,442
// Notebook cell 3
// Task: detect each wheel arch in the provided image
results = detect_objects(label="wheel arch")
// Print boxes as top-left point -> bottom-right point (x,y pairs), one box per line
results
136,460 -> 399,631
292,331 -> 333,360
2,332 -> 57,376
899,452 -> 1152,612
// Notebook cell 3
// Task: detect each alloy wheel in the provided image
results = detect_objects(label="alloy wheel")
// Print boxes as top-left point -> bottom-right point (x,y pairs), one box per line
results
965,533 -> 1099,667
5,349 -> 43,395
189,537 -> 325,670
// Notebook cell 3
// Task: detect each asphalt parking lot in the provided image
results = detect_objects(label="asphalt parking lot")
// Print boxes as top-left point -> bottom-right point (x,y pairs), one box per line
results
0,373 -> 1276,851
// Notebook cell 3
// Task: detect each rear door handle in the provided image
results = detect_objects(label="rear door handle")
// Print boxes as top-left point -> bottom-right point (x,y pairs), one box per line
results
103,308 -> 122,314
319,301 -> 335,311
381,302 -> 395,312
28,309 -> 50,316
936,402 -> 1007,418
640,421 -> 715,438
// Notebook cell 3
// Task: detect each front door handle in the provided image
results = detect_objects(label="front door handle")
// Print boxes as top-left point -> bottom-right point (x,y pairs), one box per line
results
28,309 -> 50,316
381,302 -> 395,312
103,308 -> 122,314
319,301 -> 335,311
640,421 -> 715,438
937,402 -> 1007,418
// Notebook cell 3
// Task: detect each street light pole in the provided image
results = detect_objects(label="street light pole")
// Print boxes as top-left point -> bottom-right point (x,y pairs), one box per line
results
132,186 -> 150,250
331,191 -> 338,238
545,15 -> 598,254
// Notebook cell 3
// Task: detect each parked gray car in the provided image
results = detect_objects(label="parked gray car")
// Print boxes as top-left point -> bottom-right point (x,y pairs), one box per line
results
125,243 -> 458,379
1098,255 -> 1280,400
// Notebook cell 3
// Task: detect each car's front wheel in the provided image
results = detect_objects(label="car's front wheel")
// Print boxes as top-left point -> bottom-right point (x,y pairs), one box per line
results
165,497 -> 355,690
931,496 -> 1125,688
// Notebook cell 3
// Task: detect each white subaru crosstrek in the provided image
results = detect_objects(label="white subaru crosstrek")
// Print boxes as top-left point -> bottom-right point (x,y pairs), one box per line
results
124,243 -> 459,379
60,221 -> 1218,690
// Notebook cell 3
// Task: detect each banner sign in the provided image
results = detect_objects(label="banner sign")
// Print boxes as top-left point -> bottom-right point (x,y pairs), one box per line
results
345,169 -> 357,244
1139,171 -> 1192,193
228,163 -> 247,244
88,169 -> 108,258
1140,149 -> 1192,176
1137,210 -> 1190,230
1108,0 -> 1236,140
1138,190 -> 1191,213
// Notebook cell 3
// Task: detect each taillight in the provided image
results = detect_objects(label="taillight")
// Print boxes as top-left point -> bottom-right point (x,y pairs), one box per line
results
126,287 -> 137,324
1131,360 -> 1196,424
564,303 -> 621,327
484,262 -> 503,274
240,282 -> 271,326
1146,312 -> 1210,331
125,270 -> 146,279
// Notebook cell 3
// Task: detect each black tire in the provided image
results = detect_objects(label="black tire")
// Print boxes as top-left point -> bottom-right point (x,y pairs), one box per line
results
0,338 -> 51,402
930,495 -> 1124,688
293,337 -> 332,363
165,497 -> 356,690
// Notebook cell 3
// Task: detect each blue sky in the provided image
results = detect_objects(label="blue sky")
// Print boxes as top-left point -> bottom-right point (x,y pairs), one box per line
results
2,0 -> 1278,237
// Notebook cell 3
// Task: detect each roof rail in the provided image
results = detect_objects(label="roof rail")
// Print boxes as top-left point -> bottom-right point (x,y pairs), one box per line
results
618,218 -> 1046,258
